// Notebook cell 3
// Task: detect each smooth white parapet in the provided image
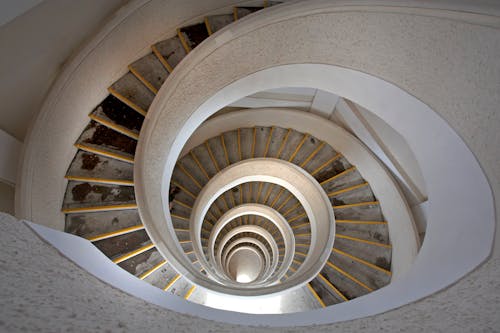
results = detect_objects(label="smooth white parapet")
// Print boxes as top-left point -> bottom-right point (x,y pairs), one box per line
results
182,108 -> 419,279
188,159 -> 334,295
206,203 -> 295,285
222,238 -> 272,282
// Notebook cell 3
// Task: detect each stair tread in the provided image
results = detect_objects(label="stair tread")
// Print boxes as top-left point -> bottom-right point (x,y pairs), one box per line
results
336,222 -> 390,245
65,209 -> 141,239
322,264 -> 370,299
109,72 -> 155,115
334,239 -> 392,270
153,36 -> 187,69
329,251 -> 390,291
62,181 -> 136,210
76,121 -> 136,159
206,14 -> 234,34
65,150 -> 134,184
129,53 -> 169,93
89,95 -> 143,138
235,6 -> 264,20
178,22 -> 209,51
310,277 -> 343,306
333,202 -> 384,221
118,247 -> 160,275
144,263 -> 178,289
93,229 -> 150,259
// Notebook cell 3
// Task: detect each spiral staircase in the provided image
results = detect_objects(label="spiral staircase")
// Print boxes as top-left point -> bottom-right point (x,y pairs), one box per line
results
57,1 -> 402,312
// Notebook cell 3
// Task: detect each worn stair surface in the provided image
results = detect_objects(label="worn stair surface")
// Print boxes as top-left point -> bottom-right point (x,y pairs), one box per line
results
61,0 -> 391,310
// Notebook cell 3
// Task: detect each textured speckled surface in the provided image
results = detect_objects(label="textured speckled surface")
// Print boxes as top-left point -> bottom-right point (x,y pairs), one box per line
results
1,213 -> 499,332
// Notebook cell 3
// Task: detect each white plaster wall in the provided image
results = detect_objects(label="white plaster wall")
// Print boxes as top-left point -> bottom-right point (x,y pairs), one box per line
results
0,182 -> 15,214
0,0 -> 128,140
134,1 -> 496,325
1,214 -> 499,332
0,129 -> 22,185
355,104 -> 427,201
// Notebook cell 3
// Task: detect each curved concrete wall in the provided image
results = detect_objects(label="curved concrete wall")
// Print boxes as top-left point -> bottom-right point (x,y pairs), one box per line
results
135,0 -> 497,325
15,0 -> 500,329
3,214 -> 499,331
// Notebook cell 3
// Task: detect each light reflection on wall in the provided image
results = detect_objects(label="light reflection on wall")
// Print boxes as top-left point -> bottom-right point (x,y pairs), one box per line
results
205,292 -> 282,314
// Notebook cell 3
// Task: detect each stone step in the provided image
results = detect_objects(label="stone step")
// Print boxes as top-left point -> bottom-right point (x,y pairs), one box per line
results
75,121 -> 136,163
205,14 -> 234,35
310,276 -> 344,306
108,72 -> 154,116
234,6 -> 264,20
328,250 -> 390,291
88,94 -> 143,140
129,53 -> 169,94
65,209 -> 142,240
118,246 -> 160,276
65,150 -> 134,186
322,261 -> 371,299
152,36 -> 187,71
93,229 -> 151,261
62,181 -> 135,211
177,22 -> 210,52
334,237 -> 392,271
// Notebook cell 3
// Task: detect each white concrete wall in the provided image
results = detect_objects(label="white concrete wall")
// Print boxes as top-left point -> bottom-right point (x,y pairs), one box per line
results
1,213 -> 499,331
0,182 -> 15,214
0,0 -> 128,141
0,129 -> 22,185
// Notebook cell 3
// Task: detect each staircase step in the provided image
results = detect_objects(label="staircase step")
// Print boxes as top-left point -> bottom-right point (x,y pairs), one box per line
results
62,181 -> 135,212
138,259 -> 167,280
152,36 -> 187,71
334,238 -> 392,271
320,167 -> 361,191
108,72 -> 155,116
93,229 -> 150,260
75,121 -> 136,163
129,53 -> 169,94
333,201 -> 384,221
206,135 -> 230,170
329,183 -> 375,206
323,262 -> 371,299
88,94 -> 143,140
118,247 -> 162,275
313,156 -> 352,184
205,14 -> 234,35
317,273 -> 349,302
221,130 -> 240,163
306,283 -> 326,307
177,23 -> 210,52
336,222 -> 390,245
65,150 -> 134,185
234,6 -> 264,20
65,209 -> 142,240
191,144 -> 218,178
144,262 -> 178,289
310,277 -> 342,306
171,166 -> 202,199
330,253 -> 389,291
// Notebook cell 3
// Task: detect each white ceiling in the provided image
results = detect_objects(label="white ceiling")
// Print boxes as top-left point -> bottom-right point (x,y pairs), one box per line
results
0,0 -> 128,141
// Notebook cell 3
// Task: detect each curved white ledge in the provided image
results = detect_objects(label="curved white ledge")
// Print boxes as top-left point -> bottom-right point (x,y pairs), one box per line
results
183,108 -> 419,279
225,246 -> 265,283
221,237 -> 272,282
215,225 -> 279,287
187,159 -> 334,295
15,0 -> 496,326
135,1 -> 495,324
207,203 -> 295,284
